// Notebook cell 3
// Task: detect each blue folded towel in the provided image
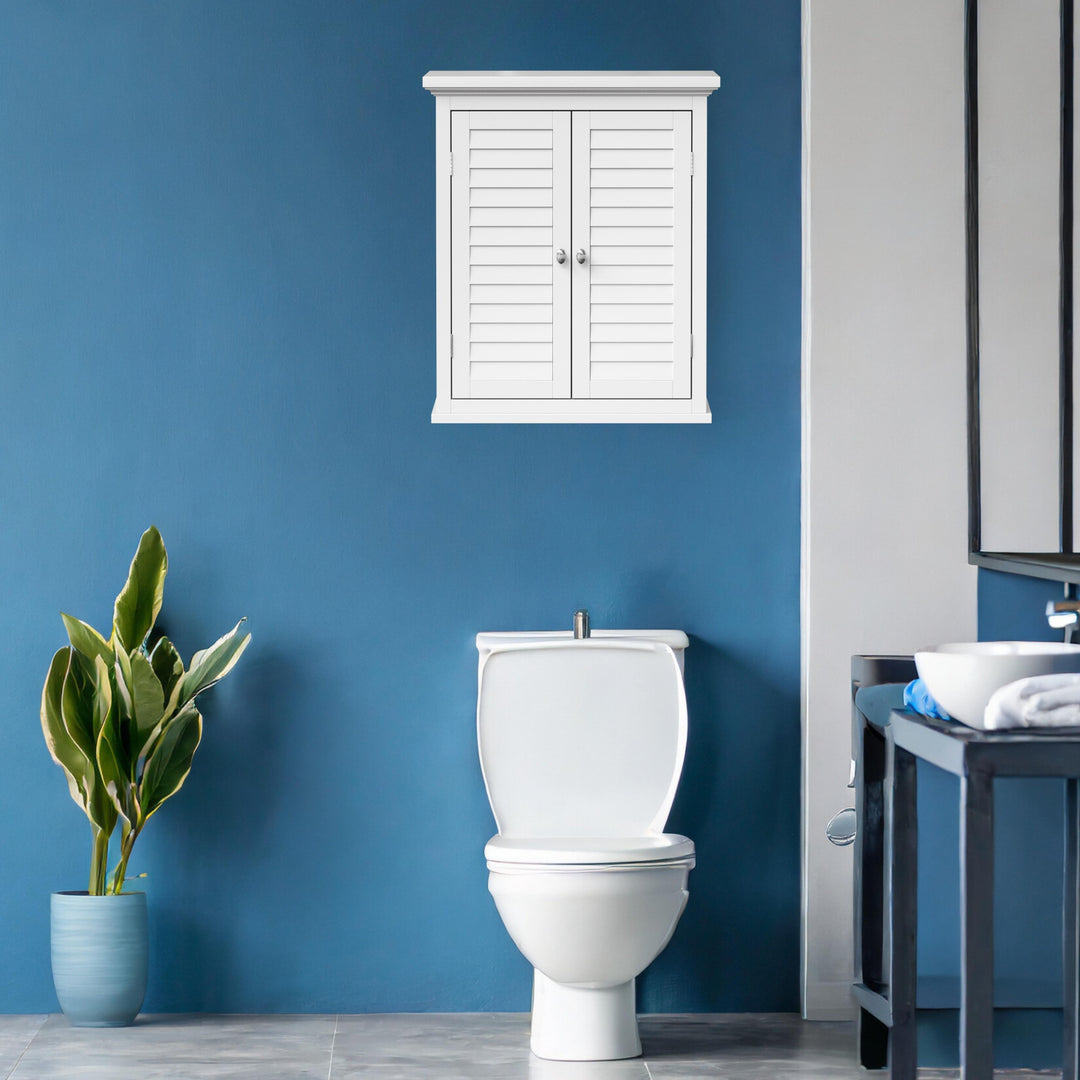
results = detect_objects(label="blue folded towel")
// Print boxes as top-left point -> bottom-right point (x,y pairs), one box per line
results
903,678 -> 950,720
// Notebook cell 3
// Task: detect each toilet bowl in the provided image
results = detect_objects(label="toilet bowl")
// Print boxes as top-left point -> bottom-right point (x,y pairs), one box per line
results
476,630 -> 695,1061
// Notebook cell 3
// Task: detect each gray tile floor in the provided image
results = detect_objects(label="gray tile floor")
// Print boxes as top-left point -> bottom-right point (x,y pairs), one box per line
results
0,1012 -> 1063,1079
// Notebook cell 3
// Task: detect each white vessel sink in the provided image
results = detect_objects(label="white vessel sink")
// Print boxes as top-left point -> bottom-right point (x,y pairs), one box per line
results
914,641 -> 1080,728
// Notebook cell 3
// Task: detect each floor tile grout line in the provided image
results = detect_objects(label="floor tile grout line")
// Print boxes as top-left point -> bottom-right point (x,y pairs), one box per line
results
4,1015 -> 47,1080
326,1012 -> 339,1080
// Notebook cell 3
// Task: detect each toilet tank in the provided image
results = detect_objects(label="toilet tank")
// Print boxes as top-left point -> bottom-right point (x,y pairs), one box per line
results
476,630 -> 689,838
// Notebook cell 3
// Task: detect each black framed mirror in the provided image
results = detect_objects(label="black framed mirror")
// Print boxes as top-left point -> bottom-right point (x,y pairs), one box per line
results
967,0 -> 1080,583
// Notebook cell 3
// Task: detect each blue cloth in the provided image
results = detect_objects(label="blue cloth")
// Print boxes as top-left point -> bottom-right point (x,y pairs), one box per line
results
903,678 -> 950,720
854,682 -> 906,728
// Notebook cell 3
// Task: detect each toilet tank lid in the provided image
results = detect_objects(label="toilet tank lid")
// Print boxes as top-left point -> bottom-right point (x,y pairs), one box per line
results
476,629 -> 688,652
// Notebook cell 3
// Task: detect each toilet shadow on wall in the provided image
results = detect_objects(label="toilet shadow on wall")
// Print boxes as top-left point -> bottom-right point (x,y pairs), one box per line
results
638,635 -> 800,1014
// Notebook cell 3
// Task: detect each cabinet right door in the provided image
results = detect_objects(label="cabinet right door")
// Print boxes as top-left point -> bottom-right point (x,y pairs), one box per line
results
571,110 -> 692,400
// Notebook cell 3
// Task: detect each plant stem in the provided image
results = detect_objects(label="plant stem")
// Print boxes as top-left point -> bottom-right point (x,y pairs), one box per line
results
89,829 -> 109,895
107,826 -> 138,895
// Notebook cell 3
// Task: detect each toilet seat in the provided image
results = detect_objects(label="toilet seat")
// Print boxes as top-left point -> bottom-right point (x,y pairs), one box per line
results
485,833 -> 695,869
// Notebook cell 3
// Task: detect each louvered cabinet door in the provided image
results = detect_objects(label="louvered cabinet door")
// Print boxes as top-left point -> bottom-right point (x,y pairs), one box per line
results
451,111 -> 570,399
571,111 -> 692,399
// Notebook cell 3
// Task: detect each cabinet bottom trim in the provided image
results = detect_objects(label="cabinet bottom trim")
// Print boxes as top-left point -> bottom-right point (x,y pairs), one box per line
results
431,398 -> 712,424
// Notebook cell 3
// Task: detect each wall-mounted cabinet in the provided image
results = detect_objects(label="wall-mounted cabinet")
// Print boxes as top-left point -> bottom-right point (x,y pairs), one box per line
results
424,71 -> 721,423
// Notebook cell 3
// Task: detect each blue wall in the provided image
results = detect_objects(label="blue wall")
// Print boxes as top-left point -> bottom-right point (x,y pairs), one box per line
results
0,1 -> 802,1013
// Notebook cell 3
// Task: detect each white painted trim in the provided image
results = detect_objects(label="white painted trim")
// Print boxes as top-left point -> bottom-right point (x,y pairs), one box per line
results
571,110 -> 592,398
800,0 -> 816,1020
431,399 -> 711,423
436,93 -> 700,113
552,113 -> 572,399
424,71 -> 721,95
450,110 -> 471,397
435,95 -> 451,412
691,95 -> 708,412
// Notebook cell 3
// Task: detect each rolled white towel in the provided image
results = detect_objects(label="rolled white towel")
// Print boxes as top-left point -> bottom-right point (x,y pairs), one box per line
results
984,673 -> 1080,730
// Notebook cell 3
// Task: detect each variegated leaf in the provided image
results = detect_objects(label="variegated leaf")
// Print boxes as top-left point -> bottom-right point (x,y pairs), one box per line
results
91,654 -> 113,740
41,648 -> 91,813
129,650 -> 164,742
140,705 -> 203,822
177,620 -> 251,707
89,769 -> 118,840
112,526 -> 168,652
113,645 -> 134,720
96,707 -> 135,828
149,636 -> 184,706
60,650 -> 97,769
61,614 -> 113,668
61,656 -> 117,836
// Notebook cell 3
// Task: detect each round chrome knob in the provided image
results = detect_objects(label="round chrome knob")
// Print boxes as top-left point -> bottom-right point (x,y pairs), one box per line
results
555,248 -> 567,265
575,249 -> 587,264
825,808 -> 857,847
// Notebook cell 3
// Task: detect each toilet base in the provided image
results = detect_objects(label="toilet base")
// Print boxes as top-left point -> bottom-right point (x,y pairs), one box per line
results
529,969 -> 641,1061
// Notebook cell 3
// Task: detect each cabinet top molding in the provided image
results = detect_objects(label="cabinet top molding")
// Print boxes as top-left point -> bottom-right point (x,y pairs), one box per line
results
422,70 -> 721,95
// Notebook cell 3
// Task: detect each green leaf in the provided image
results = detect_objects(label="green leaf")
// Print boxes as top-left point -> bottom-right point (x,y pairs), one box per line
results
113,645 -> 134,721
96,706 -> 136,829
149,636 -> 183,706
60,650 -> 97,767
176,620 -> 251,707
61,614 -> 113,668
90,654 -> 113,741
89,657 -> 121,839
112,526 -> 168,652
41,648 -> 92,814
89,766 -> 119,840
61,655 -> 116,836
129,650 -> 164,743
140,705 -> 202,821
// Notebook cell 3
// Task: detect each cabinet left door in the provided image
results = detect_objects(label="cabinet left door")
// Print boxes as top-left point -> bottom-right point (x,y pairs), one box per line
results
451,111 -> 571,399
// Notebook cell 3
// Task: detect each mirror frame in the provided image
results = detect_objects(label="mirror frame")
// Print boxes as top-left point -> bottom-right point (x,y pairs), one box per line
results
967,0 -> 1080,583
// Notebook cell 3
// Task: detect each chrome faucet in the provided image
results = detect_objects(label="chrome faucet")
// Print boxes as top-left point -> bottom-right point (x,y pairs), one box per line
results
573,609 -> 590,639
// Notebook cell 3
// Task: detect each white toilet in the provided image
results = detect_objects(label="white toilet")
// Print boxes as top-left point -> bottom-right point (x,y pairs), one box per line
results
476,628 -> 696,1062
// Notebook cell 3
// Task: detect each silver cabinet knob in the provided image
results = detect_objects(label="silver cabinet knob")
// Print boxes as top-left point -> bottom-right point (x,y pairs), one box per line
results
555,249 -> 567,265
575,249 -> 587,264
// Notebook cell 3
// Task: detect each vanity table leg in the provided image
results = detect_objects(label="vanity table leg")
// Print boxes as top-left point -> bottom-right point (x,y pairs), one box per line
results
960,767 -> 994,1080
885,731 -> 917,1080
1065,777 -> 1080,1080
856,714 -> 888,1069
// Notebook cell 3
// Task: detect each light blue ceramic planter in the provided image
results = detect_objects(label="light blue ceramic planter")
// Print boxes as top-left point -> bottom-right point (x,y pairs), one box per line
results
50,891 -> 148,1027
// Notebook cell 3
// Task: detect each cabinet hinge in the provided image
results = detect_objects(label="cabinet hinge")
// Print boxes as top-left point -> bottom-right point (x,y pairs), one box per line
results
449,152 -> 453,176
689,152 -> 694,176
690,333 -> 694,359
450,334 -> 454,359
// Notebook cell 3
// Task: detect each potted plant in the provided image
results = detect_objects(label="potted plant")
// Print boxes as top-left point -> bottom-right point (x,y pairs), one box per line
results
40,525 -> 250,1026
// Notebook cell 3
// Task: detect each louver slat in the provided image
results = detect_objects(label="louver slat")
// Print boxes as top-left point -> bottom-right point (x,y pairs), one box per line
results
451,111 -> 570,399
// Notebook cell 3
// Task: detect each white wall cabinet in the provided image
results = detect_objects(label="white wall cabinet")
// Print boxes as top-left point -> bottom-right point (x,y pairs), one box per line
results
424,72 -> 720,423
